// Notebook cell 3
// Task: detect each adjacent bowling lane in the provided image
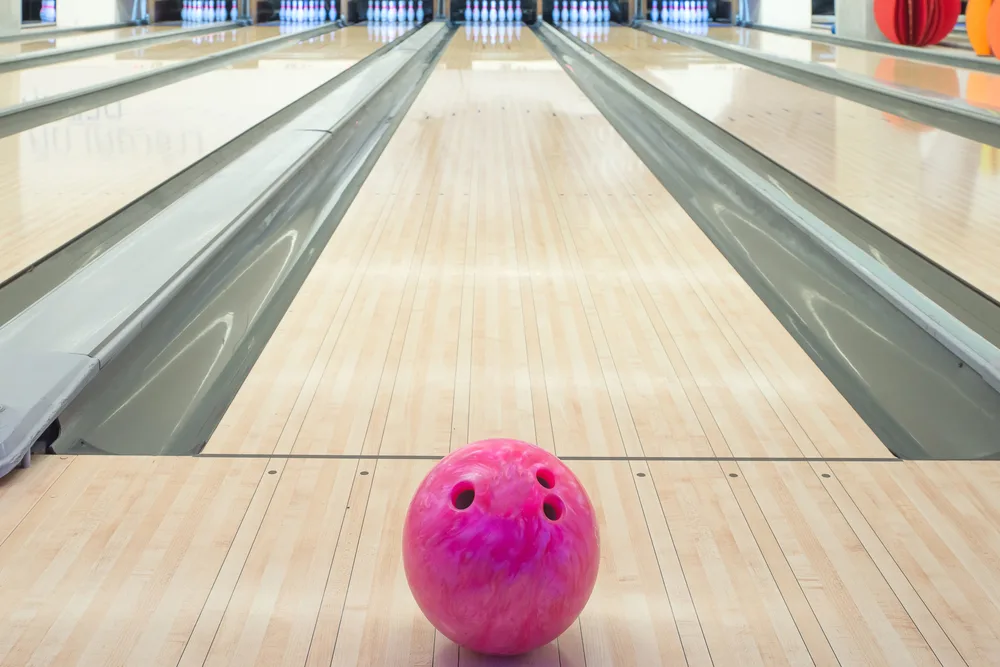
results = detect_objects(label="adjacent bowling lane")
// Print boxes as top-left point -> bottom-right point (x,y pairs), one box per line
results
705,26 -> 1000,113
592,26 -> 1000,304
0,24 -> 183,59
0,26 -> 301,111
0,26 -> 385,286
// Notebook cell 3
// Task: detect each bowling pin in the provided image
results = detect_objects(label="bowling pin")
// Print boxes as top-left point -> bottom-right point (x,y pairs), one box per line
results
552,1 -> 559,21
602,0 -> 608,21
415,0 -> 423,20
498,0 -> 505,21
488,0 -> 497,22
569,0 -> 578,21
650,0 -> 658,21
579,0 -> 587,22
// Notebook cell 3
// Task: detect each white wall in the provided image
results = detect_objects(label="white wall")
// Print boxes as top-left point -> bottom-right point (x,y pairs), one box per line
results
834,0 -> 884,41
0,0 -> 20,36
739,0 -> 811,30
57,0 -> 137,26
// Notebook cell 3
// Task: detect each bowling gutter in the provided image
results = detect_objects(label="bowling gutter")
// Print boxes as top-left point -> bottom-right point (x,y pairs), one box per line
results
636,21 -> 1000,150
743,23 -> 1000,76
0,21 -> 344,140
536,20 -> 1000,460
0,22 -> 247,75
0,22 -> 453,469
0,22 -> 137,45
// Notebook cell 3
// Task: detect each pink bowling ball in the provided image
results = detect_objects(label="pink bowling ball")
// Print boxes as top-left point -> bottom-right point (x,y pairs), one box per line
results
402,438 -> 600,656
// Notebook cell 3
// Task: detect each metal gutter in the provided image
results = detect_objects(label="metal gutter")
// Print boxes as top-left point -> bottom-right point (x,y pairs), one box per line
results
537,21 -> 1000,460
0,22 -> 450,470
0,21 -> 245,74
0,21 -> 342,139
747,22 -> 1000,76
638,21 -> 1000,150
0,22 -> 136,43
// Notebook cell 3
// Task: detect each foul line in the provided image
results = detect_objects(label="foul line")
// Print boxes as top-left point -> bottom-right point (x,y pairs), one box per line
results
189,452 -> 903,463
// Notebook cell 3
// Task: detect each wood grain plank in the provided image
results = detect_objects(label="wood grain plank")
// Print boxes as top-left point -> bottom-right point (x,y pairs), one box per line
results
835,460 -> 1000,665
646,461 -> 815,666
0,457 -> 266,667
0,454 -> 73,546
738,461 -> 941,666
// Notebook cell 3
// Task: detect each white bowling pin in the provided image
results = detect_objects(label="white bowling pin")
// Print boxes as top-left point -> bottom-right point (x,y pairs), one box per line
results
415,0 -> 423,20
552,1 -> 559,21
650,0 -> 658,21
569,0 -> 578,21
488,0 -> 497,22
579,0 -> 587,22
498,0 -> 506,21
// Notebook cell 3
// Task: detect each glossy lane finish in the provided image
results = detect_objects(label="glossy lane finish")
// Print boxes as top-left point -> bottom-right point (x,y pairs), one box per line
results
207,29 -> 888,462
188,30 -> 972,666
707,26 -> 1000,113
0,25 -> 181,59
0,27 -> 995,667
0,27 -> 287,111
0,26 -> 381,286
595,27 -> 1000,304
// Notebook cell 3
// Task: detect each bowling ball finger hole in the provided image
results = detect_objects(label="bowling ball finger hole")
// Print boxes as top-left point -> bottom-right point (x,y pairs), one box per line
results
451,481 -> 476,510
536,468 -> 555,489
543,495 -> 564,521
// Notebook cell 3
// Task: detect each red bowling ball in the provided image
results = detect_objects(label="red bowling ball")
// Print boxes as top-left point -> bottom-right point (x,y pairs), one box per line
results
402,438 -> 600,656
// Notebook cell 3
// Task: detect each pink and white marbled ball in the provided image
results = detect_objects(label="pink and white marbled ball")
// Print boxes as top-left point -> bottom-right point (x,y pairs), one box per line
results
402,438 -> 600,656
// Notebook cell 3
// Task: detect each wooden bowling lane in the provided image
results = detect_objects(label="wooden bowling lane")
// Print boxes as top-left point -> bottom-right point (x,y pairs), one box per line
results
594,27 -> 1000,308
1,454 -> 997,664
706,25 -> 1000,113
206,26 -> 890,463
0,26 -> 380,287
3,23 -> 996,667
0,26 -> 287,112
0,24 -> 183,60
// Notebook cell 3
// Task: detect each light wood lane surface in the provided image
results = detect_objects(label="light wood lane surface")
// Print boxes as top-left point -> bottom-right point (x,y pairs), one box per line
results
0,456 -> 269,667
707,25 -> 1000,112
832,460 -> 1000,665
4,454 -> 997,665
0,26 -> 290,111
0,25 -> 181,60
0,26 -> 381,287
205,28 -> 889,461
595,27 -> 1000,306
